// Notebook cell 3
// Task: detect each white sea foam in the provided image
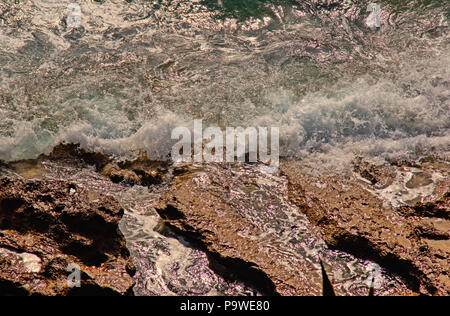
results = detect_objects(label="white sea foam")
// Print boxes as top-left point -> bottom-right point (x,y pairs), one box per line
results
252,53 -> 450,172
60,111 -> 190,161
0,50 -> 448,172
0,110 -> 189,161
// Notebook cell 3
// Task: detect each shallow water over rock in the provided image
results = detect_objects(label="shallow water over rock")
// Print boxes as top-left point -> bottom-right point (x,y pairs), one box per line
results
3,157 -> 408,295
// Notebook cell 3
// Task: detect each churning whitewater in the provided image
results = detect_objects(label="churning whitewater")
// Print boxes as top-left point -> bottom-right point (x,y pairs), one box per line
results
0,0 -> 448,172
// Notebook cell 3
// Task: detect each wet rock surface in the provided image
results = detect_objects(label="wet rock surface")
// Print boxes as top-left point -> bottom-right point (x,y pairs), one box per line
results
406,172 -> 433,189
49,144 -> 167,187
155,163 -> 411,296
0,147 -> 447,296
0,176 -> 135,295
1,154 -> 262,296
282,159 -> 449,295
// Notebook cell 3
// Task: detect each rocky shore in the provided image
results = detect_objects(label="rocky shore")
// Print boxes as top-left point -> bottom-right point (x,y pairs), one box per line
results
0,0 -> 448,297
282,159 -> 449,295
1,145 -> 447,296
0,174 -> 135,295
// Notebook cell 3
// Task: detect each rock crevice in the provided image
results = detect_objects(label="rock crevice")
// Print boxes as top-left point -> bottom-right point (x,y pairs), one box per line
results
0,177 -> 135,296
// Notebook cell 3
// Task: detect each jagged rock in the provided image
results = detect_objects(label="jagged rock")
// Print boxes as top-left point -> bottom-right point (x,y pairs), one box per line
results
396,162 -> 449,219
84,157 -> 166,187
0,177 -> 135,296
353,157 -> 396,188
281,159 -> 449,296
414,219 -> 449,240
155,163 -> 412,296
100,162 -> 165,186
398,197 -> 449,219
43,144 -> 166,187
117,156 -> 167,186
155,166 -> 317,296
44,143 -> 111,171
101,163 -> 141,184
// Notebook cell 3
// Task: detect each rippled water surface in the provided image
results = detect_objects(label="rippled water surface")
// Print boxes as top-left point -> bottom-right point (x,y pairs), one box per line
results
0,0 -> 448,169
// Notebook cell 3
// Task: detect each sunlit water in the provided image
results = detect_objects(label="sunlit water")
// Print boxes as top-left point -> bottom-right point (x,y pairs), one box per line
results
0,0 -> 448,169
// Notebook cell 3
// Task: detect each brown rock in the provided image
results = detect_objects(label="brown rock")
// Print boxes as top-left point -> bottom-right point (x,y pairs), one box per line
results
398,189 -> 449,219
155,168 -> 320,296
44,143 -> 110,171
353,157 -> 396,188
414,218 -> 449,240
101,163 -> 141,184
154,164 -> 413,296
406,172 -> 433,189
0,177 -> 135,296
117,155 -> 167,186
43,144 -> 167,187
281,159 -> 449,295
100,160 -> 166,187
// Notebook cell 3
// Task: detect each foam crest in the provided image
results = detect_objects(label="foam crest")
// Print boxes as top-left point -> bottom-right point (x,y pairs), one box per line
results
251,54 -> 449,171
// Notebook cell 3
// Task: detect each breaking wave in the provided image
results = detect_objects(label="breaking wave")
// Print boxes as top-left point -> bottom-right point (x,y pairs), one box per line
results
0,0 -> 448,171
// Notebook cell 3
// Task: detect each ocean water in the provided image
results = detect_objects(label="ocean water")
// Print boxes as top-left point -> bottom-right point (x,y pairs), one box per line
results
0,0 -> 448,170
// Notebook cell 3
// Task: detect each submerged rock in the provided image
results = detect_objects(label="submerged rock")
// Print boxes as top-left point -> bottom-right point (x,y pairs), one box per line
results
43,144 -> 167,187
0,177 -> 135,296
406,172 -> 433,189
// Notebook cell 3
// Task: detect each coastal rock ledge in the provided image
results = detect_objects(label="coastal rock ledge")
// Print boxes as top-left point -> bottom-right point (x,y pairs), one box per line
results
155,161 -> 448,296
282,160 -> 449,296
0,177 -> 135,296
